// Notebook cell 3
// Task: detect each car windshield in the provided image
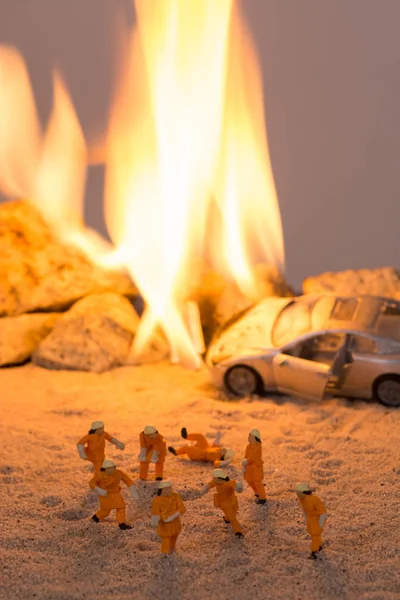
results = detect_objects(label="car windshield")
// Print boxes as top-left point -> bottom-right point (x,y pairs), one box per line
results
272,297 -> 319,347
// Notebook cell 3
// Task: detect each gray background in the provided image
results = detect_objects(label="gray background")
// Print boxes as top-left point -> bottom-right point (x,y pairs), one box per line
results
1,0 -> 399,288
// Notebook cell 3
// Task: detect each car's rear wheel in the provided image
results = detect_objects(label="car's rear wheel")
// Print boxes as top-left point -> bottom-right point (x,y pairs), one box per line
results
224,365 -> 263,397
373,375 -> 400,407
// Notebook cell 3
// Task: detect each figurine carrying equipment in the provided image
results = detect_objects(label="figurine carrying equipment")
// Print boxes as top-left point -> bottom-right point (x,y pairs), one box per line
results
77,421 -> 125,474
295,482 -> 328,559
168,429 -> 234,466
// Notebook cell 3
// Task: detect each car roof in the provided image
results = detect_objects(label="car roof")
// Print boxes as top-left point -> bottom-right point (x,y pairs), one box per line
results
308,294 -> 388,334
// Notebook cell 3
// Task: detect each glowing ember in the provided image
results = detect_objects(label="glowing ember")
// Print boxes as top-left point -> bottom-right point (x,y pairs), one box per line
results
104,0 -> 284,367
0,0 -> 284,369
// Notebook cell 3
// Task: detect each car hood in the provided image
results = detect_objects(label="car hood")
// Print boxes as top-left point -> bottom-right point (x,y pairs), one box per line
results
206,296 -> 292,364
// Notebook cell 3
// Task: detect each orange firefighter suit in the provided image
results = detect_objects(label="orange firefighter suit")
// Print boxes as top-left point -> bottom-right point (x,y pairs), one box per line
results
152,493 -> 186,554
89,469 -> 134,524
139,432 -> 166,480
78,431 -> 113,473
298,494 -> 327,552
244,441 -> 266,500
208,479 -> 242,534
176,433 -> 222,465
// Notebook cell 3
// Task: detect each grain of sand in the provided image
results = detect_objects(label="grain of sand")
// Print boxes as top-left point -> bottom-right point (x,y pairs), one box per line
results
1,362 -> 399,600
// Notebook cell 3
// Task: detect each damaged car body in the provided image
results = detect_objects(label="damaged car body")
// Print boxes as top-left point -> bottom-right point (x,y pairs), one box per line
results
206,294 -> 400,407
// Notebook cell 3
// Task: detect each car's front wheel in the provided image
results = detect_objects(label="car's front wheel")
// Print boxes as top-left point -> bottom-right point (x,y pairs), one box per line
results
224,365 -> 263,397
373,374 -> 400,407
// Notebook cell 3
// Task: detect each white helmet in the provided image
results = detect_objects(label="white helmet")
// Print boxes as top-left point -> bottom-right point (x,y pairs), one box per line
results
144,425 -> 157,435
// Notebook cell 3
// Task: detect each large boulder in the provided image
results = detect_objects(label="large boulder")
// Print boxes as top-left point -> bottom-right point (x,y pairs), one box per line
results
33,293 -> 140,372
302,266 -> 400,299
0,313 -> 60,366
0,200 -> 137,316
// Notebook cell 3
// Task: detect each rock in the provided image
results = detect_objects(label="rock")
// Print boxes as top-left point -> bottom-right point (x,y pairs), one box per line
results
33,292 -> 140,372
0,312 -> 60,366
124,330 -> 169,365
302,267 -> 400,298
205,264 -> 293,344
0,200 -> 137,316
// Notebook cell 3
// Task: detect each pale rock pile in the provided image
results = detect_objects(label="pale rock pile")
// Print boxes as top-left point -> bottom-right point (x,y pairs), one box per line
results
303,266 -> 400,298
0,199 -> 293,371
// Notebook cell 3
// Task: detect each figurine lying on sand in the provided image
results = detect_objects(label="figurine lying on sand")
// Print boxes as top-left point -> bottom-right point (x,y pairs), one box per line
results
168,429 -> 234,466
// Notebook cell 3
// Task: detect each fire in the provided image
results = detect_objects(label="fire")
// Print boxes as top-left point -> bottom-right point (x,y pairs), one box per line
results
0,0 -> 284,369
104,0 -> 284,367
0,45 -> 117,264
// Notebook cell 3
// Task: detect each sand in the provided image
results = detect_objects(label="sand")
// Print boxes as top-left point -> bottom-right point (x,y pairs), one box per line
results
1,362 -> 399,600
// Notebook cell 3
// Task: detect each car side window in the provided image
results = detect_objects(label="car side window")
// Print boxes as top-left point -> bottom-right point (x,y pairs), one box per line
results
283,333 -> 346,364
349,335 -> 376,354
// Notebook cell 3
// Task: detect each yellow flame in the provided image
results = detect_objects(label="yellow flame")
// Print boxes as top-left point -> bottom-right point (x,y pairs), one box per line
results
0,45 -> 118,266
105,0 -> 284,367
0,2 -> 285,370
0,46 -> 41,198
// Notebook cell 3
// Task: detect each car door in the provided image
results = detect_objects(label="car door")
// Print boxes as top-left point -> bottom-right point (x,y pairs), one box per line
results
272,333 -> 347,401
272,353 -> 331,400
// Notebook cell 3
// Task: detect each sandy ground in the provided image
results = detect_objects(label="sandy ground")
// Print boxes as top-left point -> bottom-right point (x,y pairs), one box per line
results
1,362 -> 399,600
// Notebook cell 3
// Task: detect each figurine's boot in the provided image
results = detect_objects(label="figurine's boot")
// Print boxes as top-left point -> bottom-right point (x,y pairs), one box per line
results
181,427 -> 188,439
256,498 -> 267,505
155,462 -> 164,481
309,551 -> 318,560
168,446 -> 177,456
119,523 -> 132,530
91,514 -> 100,523
235,532 -> 244,539
248,480 -> 266,501
222,507 -> 242,536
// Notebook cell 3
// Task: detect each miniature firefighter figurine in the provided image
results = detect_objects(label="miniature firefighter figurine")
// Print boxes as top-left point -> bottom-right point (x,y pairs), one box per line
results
138,425 -> 166,481
89,459 -> 139,530
295,482 -> 328,559
201,468 -> 244,538
151,481 -> 186,555
168,428 -> 234,466
77,421 -> 125,473
242,428 -> 266,504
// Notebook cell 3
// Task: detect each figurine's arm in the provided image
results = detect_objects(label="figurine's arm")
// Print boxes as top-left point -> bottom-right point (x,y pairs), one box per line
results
89,476 -> 107,497
163,496 -> 186,522
200,480 -> 214,495
151,498 -> 161,527
234,481 -> 243,493
77,443 -> 88,460
76,435 -> 88,460
150,436 -> 165,462
138,434 -> 147,461
108,432 -> 125,451
315,498 -> 328,527
319,513 -> 328,527
120,472 -> 139,498
212,431 -> 222,446
150,450 -> 159,463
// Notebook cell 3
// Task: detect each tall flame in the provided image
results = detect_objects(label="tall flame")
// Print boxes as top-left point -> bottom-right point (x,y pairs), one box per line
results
0,2 -> 284,370
105,0 -> 284,367
0,45 -> 117,263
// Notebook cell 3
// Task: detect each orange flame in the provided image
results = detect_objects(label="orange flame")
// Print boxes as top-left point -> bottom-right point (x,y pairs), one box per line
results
104,0 -> 284,368
0,45 -> 117,264
0,1 -> 284,370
